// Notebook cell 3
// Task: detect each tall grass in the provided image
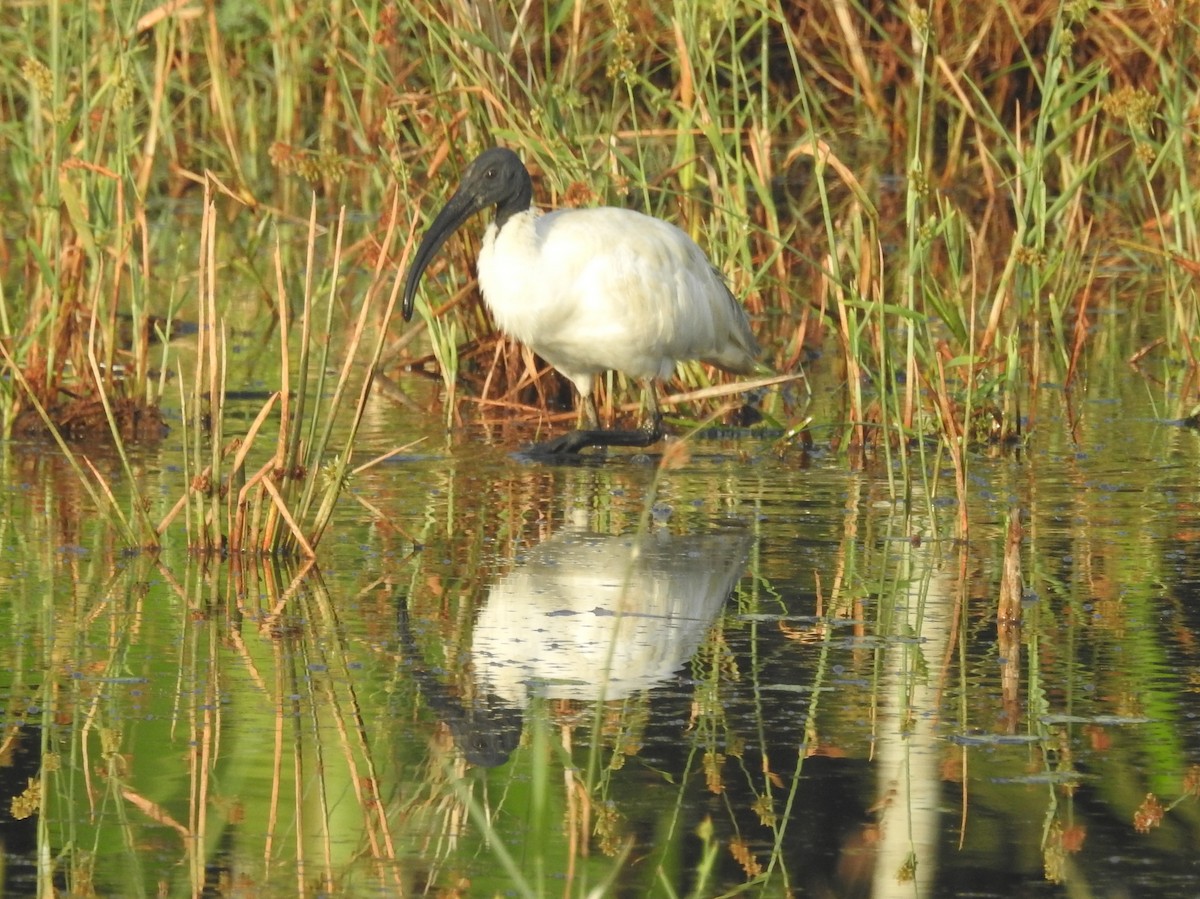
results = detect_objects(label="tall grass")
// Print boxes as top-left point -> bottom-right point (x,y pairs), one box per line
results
3,0 -> 1197,507
385,0 -> 1197,488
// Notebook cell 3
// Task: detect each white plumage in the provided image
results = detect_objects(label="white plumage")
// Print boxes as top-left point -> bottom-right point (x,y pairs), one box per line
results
402,147 -> 760,453
471,525 -> 752,706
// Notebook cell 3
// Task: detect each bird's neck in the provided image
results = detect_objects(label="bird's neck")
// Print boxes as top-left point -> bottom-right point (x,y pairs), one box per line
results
494,170 -> 533,230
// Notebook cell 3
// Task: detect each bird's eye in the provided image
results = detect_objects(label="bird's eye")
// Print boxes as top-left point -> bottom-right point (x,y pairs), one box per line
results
484,167 -> 496,179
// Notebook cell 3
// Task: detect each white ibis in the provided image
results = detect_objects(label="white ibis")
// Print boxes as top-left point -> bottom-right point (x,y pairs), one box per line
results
401,147 -> 761,454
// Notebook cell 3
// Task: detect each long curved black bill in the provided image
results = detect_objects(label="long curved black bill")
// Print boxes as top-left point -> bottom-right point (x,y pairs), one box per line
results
402,188 -> 484,322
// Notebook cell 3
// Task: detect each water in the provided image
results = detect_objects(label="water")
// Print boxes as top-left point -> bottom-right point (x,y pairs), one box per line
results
2,357 -> 1200,898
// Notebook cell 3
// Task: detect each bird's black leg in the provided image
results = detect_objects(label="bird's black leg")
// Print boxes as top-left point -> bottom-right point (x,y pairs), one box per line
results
522,421 -> 663,456
520,385 -> 665,457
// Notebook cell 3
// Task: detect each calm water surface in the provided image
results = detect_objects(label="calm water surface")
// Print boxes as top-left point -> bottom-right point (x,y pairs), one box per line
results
2,358 -> 1200,898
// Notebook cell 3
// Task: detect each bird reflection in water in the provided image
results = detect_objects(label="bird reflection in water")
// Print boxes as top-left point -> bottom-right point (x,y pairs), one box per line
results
398,522 -> 753,767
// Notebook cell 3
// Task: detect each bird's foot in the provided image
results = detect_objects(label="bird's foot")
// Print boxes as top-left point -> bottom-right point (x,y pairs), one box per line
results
520,416 -> 665,457
522,429 -> 610,456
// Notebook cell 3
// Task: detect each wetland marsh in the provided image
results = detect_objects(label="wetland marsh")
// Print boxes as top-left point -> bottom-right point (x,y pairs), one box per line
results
3,1 -> 1200,895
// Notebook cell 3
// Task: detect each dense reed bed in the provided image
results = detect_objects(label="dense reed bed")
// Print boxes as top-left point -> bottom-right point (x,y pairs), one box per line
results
0,2 -> 1197,526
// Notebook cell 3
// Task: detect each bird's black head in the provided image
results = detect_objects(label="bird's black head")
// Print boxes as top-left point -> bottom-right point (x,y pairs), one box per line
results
458,147 -> 533,227
402,147 -> 533,321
